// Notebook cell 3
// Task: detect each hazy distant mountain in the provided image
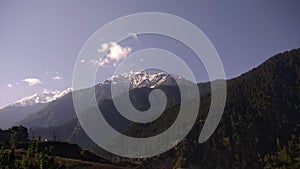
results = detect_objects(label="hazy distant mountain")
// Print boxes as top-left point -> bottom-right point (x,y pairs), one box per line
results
11,88 -> 72,107
18,71 -> 195,128
0,88 -> 72,129
17,92 -> 75,128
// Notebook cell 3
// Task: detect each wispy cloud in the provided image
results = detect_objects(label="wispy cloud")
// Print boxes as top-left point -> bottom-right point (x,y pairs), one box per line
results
99,58 -> 110,66
22,78 -> 43,86
6,83 -> 13,88
45,70 -> 50,76
128,32 -> 141,44
44,70 -> 62,81
52,76 -> 62,80
88,59 -> 100,66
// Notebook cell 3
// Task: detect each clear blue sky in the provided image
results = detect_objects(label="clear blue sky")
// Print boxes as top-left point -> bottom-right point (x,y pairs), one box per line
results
0,0 -> 300,107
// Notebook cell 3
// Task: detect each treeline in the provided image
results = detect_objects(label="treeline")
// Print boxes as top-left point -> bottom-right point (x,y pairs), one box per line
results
175,48 -> 300,168
0,126 -> 66,169
0,141 -> 66,169
116,48 -> 300,168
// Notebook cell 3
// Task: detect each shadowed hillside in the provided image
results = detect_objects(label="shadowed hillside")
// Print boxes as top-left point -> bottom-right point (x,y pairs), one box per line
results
3,48 -> 299,168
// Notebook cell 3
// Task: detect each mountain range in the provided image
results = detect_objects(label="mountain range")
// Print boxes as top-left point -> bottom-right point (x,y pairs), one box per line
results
0,88 -> 71,129
17,70 -> 193,128
0,48 -> 299,168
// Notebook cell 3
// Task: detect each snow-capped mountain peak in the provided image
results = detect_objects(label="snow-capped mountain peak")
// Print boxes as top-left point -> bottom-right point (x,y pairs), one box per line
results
104,70 -> 177,89
11,88 -> 72,107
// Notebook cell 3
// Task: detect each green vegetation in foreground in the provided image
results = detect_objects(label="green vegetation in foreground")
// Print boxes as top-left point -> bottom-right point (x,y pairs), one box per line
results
0,126 -> 135,169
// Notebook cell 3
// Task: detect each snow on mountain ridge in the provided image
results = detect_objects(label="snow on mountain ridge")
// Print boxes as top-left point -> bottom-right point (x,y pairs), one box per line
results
106,70 -> 174,88
3,70 -> 181,109
11,88 -> 72,107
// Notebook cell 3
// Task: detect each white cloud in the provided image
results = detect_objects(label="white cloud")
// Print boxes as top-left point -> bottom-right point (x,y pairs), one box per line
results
97,43 -> 110,52
107,44 -> 132,61
96,42 -> 132,67
52,76 -> 62,80
99,58 -> 110,66
22,78 -> 43,86
6,83 -> 13,88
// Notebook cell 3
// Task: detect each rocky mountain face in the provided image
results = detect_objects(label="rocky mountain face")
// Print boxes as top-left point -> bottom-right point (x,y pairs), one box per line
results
17,70 -> 194,128
2,48 -> 300,168
105,70 -> 180,89
29,48 -> 300,168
